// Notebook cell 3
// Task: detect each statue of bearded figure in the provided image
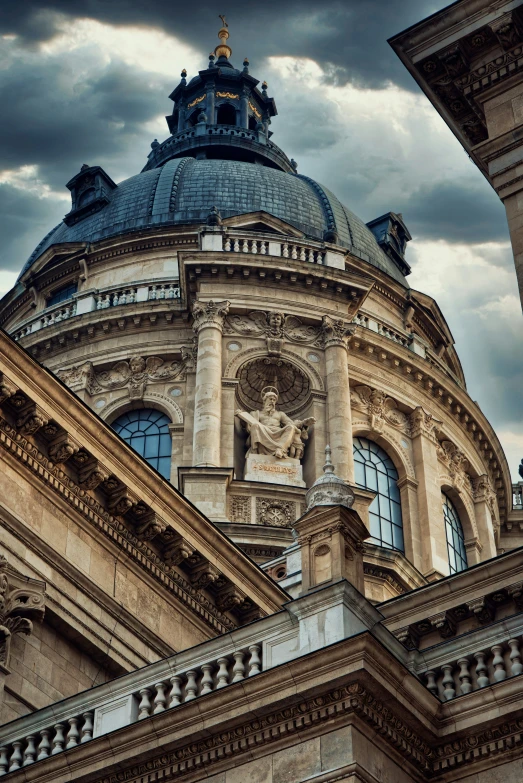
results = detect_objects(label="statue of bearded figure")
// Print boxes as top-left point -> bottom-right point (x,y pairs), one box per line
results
235,386 -> 315,460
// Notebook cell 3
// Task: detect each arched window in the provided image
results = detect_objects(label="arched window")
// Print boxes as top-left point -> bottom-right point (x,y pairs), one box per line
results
217,103 -> 236,125
112,409 -> 172,480
353,436 -> 403,551
442,493 -> 468,574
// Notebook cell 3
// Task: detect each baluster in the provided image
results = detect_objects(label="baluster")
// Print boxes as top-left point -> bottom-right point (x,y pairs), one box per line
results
248,644 -> 261,676
291,245 -> 298,260
52,724 -> 65,755
224,237 -> 231,251
425,670 -> 438,696
138,688 -> 153,719
0,747 -> 8,776
216,658 -> 229,689
241,239 -> 249,253
103,295 -> 110,309
129,288 -> 136,304
260,241 -> 267,255
66,718 -> 79,749
201,663 -> 214,694
9,742 -> 23,771
300,246 -> 306,261
233,238 -> 240,252
442,665 -> 455,700
491,645 -> 506,682
81,712 -> 93,743
251,240 -> 258,254
37,730 -> 51,759
474,652 -> 489,688
153,682 -> 168,713
167,285 -> 175,299
23,736 -> 36,766
282,242 -> 289,258
232,651 -> 245,682
111,292 -> 119,306
150,285 -> 157,300
457,658 -> 472,694
51,312 -> 59,324
169,674 -> 183,707
185,671 -> 198,700
158,285 -> 166,300
509,638 -> 523,676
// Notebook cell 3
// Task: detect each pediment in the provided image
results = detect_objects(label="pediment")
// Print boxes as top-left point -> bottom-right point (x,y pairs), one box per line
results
222,211 -> 305,238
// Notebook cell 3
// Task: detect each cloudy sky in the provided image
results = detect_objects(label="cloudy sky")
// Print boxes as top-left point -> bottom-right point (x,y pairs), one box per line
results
1,1 -> 522,480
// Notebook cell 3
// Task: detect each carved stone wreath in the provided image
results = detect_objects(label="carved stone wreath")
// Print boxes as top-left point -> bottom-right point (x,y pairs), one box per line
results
237,357 -> 310,413
256,498 -> 295,527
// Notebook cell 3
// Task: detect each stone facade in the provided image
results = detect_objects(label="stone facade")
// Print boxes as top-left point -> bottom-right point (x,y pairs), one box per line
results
390,0 -> 523,308
0,16 -> 522,783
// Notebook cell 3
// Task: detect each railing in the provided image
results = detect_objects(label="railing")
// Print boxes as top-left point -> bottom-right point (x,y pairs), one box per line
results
422,635 -> 523,702
223,235 -> 325,264
513,483 -> 523,509
352,313 -> 410,349
9,281 -> 180,341
0,643 -> 261,775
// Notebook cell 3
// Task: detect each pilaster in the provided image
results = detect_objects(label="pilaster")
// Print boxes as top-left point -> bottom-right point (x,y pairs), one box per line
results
322,316 -> 355,482
409,407 -> 447,579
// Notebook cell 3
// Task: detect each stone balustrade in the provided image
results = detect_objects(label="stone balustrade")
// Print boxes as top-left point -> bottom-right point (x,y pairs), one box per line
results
513,483 -> 523,509
352,312 -> 411,350
222,234 -> 325,264
421,635 -> 523,702
9,281 -> 181,341
0,643 -> 261,776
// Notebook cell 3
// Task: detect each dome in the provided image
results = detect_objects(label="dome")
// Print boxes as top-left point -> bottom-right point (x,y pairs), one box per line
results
18,157 -> 408,285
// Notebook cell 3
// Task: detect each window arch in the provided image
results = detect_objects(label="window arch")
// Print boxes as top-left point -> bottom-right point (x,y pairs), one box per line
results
442,493 -> 468,574
353,436 -> 403,551
111,409 -> 172,480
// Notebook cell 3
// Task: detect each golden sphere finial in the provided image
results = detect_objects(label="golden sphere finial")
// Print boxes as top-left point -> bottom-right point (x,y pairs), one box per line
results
215,14 -> 232,60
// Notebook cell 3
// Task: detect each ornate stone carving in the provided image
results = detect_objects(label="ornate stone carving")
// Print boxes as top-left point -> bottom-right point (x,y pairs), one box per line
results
350,384 -> 409,433
164,538 -> 194,567
0,374 -> 17,404
15,405 -> 49,436
135,514 -> 166,541
225,310 -> 321,355
86,356 -> 184,400
236,386 -> 314,461
255,498 -> 295,527
0,555 -> 45,667
489,12 -> 522,50
216,587 -> 245,612
466,596 -> 495,624
437,439 -> 473,494
191,564 -> 221,590
180,340 -> 198,371
192,300 -> 230,331
229,495 -> 251,523
48,435 -> 79,463
409,406 -> 440,441
320,315 -> 354,347
472,473 -> 498,518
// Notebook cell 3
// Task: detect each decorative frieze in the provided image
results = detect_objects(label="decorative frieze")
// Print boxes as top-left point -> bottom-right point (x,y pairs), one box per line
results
350,384 -> 409,434
225,310 -> 322,355
229,495 -> 251,524
58,355 -> 185,399
255,498 -> 295,527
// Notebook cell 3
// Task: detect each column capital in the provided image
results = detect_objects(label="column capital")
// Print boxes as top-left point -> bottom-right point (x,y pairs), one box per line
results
321,315 -> 355,348
409,406 -> 441,442
0,555 -> 46,670
192,300 -> 230,333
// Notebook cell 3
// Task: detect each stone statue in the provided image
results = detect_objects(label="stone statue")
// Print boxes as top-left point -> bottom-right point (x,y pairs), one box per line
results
235,386 -> 314,460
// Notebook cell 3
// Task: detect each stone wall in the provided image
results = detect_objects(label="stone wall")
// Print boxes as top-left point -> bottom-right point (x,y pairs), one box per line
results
1,619 -> 109,724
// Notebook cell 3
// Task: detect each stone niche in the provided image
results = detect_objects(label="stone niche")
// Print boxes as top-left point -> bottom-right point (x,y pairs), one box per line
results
234,356 -> 315,487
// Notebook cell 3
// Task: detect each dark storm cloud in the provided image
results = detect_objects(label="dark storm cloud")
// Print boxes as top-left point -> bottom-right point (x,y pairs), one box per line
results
393,181 -> 509,248
0,184 -> 65,271
0,47 -> 171,189
0,0 -> 447,90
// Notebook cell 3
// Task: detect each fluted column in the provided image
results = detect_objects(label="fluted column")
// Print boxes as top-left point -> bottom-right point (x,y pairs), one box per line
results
192,300 -> 230,467
322,316 -> 354,482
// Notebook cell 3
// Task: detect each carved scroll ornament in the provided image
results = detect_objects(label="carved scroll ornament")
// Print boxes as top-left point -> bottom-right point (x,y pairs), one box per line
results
0,555 -> 45,667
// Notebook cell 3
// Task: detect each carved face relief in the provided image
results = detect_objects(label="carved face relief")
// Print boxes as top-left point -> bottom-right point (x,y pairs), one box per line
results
129,356 -> 146,375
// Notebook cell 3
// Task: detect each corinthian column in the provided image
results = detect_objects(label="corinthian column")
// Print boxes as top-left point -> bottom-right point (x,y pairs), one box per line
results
192,300 -> 230,467
322,316 -> 355,482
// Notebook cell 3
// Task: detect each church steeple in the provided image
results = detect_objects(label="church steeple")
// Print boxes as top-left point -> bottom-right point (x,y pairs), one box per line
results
143,17 -> 292,173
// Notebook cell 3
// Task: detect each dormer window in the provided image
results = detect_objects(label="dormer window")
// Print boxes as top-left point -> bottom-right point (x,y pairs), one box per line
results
47,282 -> 77,307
